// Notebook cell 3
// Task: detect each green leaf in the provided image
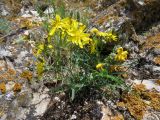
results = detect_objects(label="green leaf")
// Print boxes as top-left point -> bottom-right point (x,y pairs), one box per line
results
71,88 -> 75,101
77,11 -> 80,22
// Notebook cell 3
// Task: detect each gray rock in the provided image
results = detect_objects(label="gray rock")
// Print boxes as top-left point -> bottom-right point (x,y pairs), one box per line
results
152,66 -> 160,77
153,49 -> 160,56
0,87 -> 51,120
0,48 -> 12,58
0,2 -> 10,16
44,6 -> 54,14
143,111 -> 160,120
5,92 -> 15,101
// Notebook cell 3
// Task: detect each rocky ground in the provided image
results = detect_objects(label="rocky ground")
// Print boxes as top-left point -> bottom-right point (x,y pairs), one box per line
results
0,0 -> 160,120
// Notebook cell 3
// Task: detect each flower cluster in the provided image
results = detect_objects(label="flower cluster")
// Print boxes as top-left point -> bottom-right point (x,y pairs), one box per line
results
35,14 -> 128,81
115,47 -> 128,62
35,14 -> 119,57
96,63 -> 104,71
29,11 -> 132,101
49,14 -> 91,48
90,28 -> 117,42
96,47 -> 128,72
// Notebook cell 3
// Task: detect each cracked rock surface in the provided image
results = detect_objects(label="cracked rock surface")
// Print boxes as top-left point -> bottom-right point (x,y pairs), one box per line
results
0,0 -> 160,120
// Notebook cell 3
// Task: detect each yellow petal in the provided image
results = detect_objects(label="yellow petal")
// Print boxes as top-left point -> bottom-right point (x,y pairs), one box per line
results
55,14 -> 61,22
97,31 -> 106,37
49,27 -> 56,36
96,63 -> 104,70
117,47 -> 123,54
48,45 -> 53,49
90,28 -> 99,33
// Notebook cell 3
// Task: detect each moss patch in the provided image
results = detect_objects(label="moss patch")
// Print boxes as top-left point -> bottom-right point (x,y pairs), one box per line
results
154,56 -> 160,65
117,84 -> 160,120
155,79 -> 160,85
0,82 -> 6,94
142,33 -> 160,51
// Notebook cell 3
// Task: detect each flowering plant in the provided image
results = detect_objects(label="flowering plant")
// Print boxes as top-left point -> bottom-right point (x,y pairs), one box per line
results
35,13 -> 128,100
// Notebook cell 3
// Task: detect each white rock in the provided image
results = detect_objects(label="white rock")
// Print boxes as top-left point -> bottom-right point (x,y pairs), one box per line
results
153,66 -> 160,73
23,30 -> 29,36
0,49 -> 12,57
5,91 -> 15,101
70,114 -> 77,120
44,7 -> 54,14
15,50 -> 29,64
31,88 -> 51,116
21,14 -> 33,18
54,97 -> 60,102
101,104 -> 112,120
134,79 -> 160,92
30,10 -> 39,17
6,82 -> 15,91
138,1 -> 145,6
1,8 -> 9,16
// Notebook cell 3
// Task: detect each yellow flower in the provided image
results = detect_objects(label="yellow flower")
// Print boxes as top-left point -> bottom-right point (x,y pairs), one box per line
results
90,28 -> 117,41
115,47 -> 128,62
96,63 -> 104,70
49,14 -> 64,36
90,28 -> 106,37
67,20 -> 92,48
48,44 -> 53,49
90,28 -> 99,33
105,32 -> 117,42
97,32 -> 107,37
61,17 -> 71,28
48,16 -> 92,48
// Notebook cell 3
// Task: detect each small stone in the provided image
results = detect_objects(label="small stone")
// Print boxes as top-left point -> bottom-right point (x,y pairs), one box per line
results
54,97 -> 60,102
6,81 -> 15,91
44,7 -> 54,14
121,73 -> 128,79
5,91 -> 15,101
101,104 -> 112,120
70,114 -> 77,120
152,66 -> 160,76
0,49 -> 12,58
143,100 -> 150,105
153,49 -> 160,55
97,100 -> 103,105
138,1 -> 145,6
17,92 -> 31,107
153,56 -> 160,65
